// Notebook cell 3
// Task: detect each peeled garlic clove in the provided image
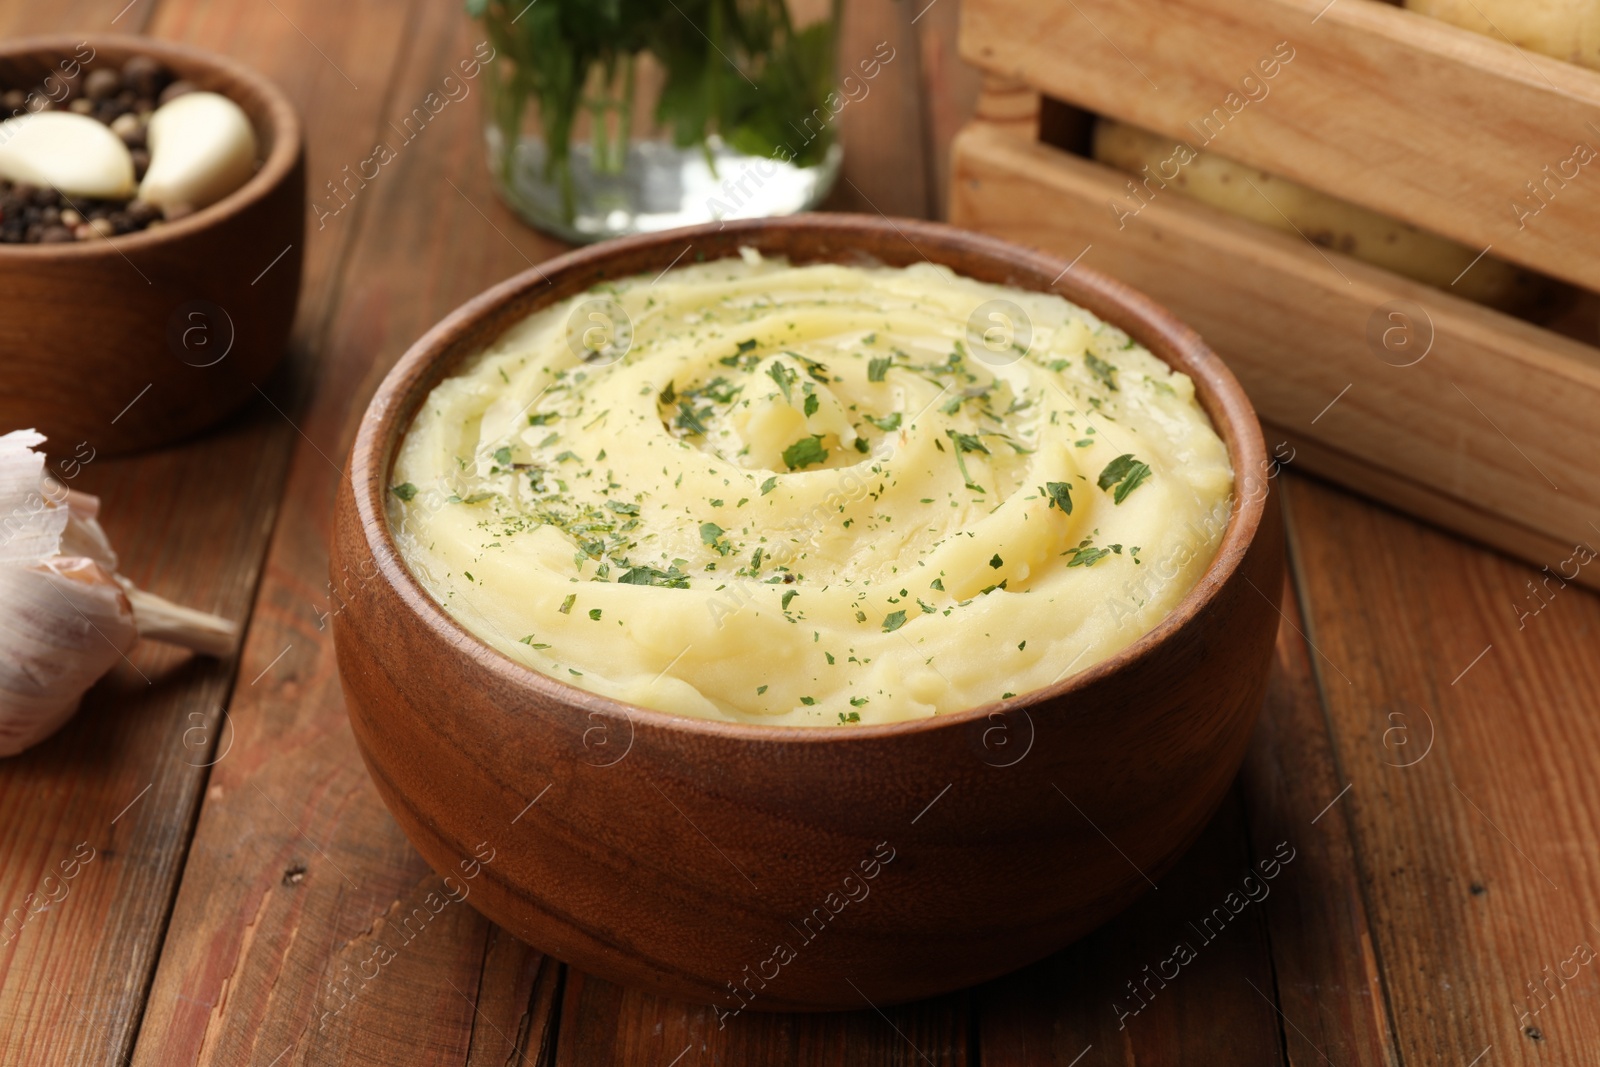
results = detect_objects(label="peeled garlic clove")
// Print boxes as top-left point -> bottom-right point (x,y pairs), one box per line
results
0,110 -> 136,201
138,91 -> 257,212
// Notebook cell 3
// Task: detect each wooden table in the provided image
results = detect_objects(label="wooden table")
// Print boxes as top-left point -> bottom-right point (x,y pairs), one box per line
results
3,3 -> 1596,1064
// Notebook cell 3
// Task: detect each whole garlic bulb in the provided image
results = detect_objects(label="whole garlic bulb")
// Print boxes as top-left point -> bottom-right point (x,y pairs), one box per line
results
0,430 -> 238,757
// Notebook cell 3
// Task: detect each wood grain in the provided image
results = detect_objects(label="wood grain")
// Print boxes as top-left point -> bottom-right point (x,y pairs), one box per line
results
1281,472 -> 1600,1063
0,0 -> 455,1064
556,973 -> 971,1067
949,121 -> 1600,589
977,790 -> 1287,1064
825,0 -> 932,219
129,3 -> 570,1064
959,0 -> 1600,293
1237,568 -> 1402,1067
913,0 -> 983,220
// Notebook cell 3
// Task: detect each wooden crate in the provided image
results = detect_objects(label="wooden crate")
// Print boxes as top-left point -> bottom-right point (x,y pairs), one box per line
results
951,0 -> 1600,588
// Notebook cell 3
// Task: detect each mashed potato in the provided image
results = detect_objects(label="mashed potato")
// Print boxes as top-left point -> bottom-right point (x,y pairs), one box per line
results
388,253 -> 1233,725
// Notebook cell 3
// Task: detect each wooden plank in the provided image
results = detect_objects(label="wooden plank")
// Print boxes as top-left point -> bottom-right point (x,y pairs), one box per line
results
1279,472 -> 1600,1062
556,972 -> 970,1067
1268,423 -> 1596,585
0,2 -> 155,36
978,790 -> 1284,1063
826,0 -> 932,219
949,121 -> 1600,588
0,0 -> 408,1062
1238,563 -> 1401,1067
0,411 -> 288,1067
128,3 -> 572,1064
959,0 -> 1600,293
912,0 -> 984,219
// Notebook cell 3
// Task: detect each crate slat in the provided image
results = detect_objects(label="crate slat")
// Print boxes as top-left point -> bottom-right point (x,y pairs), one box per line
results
960,0 -> 1600,293
950,121 -> 1600,584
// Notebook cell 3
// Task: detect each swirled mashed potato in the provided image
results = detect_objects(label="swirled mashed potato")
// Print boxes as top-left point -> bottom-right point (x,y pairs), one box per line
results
389,252 -> 1232,725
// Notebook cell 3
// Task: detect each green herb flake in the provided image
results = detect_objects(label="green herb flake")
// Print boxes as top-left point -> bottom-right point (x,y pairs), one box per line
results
989,554 -> 1003,569
782,435 -> 828,470
782,589 -> 800,611
867,356 -> 891,383
588,608 -> 602,621
768,361 -> 794,405
700,522 -> 732,555
757,684 -> 769,695
882,610 -> 907,633
617,564 -> 691,588
1086,353 -> 1119,391
760,476 -> 778,496
558,594 -> 577,614
390,482 -> 418,502
1097,454 -> 1153,504
1043,481 -> 1073,514
801,696 -> 817,706
1065,544 -> 1111,568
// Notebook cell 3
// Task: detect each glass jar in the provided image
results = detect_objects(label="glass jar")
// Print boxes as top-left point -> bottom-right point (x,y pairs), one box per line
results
471,0 -> 843,244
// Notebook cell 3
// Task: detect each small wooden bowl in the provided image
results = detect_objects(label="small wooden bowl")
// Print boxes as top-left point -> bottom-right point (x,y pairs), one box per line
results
0,36 -> 303,457
332,216 -> 1285,1011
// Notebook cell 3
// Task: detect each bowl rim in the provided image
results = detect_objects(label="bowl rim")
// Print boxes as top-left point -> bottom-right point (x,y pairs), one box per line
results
345,215 -> 1272,743
0,33 -> 302,255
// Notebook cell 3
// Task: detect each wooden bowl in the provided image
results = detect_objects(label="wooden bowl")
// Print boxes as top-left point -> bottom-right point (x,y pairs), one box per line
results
0,36 -> 303,457
331,215 -> 1285,1011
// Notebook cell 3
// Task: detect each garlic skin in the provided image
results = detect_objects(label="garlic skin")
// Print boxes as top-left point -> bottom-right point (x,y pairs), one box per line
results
0,556 -> 138,758
0,111 -> 137,200
138,91 -> 257,212
0,430 -> 239,758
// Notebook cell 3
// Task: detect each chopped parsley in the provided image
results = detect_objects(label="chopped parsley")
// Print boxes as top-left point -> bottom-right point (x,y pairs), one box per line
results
390,482 -> 418,502
782,435 -> 828,470
558,594 -> 577,614
867,356 -> 892,382
1034,481 -> 1070,516
700,522 -> 732,555
588,608 -> 602,621
1065,543 -> 1111,567
1086,353 -> 1119,391
617,564 -> 690,588
1097,454 -> 1153,504
882,610 -> 907,633
768,361 -> 795,405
